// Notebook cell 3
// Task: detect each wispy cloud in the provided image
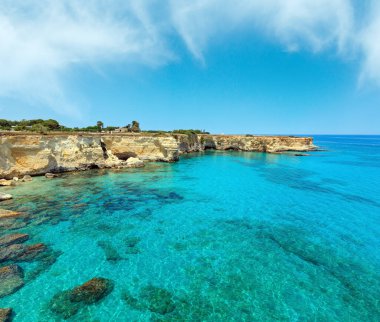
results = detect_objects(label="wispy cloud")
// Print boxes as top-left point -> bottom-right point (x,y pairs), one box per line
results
0,0 -> 379,116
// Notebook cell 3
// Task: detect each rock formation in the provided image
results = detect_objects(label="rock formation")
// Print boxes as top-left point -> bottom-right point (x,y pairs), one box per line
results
0,133 -> 316,179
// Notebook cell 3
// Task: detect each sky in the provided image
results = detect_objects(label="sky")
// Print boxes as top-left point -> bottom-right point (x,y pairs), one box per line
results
0,0 -> 380,134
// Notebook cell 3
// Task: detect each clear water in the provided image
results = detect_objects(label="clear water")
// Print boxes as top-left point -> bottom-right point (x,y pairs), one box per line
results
0,135 -> 379,321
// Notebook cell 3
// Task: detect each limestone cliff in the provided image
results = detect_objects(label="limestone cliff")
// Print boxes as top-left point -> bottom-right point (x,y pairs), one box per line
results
0,133 -> 316,179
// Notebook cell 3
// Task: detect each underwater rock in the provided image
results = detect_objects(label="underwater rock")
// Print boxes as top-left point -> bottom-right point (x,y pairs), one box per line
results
125,236 -> 141,254
45,173 -> 58,178
0,194 -> 13,202
50,290 -> 81,320
21,175 -> 32,182
139,285 -> 176,315
0,233 -> 29,247
69,277 -> 114,304
0,243 -> 46,263
0,308 -> 13,322
0,210 -> 20,219
294,153 -> 309,157
167,192 -> 184,200
0,265 -> 24,298
50,277 -> 114,319
97,241 -> 123,261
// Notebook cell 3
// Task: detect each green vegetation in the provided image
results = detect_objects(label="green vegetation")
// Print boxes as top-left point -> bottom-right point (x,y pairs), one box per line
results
0,118 -> 209,135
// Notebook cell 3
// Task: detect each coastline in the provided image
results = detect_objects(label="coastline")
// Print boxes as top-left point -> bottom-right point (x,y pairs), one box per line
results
0,132 -> 316,179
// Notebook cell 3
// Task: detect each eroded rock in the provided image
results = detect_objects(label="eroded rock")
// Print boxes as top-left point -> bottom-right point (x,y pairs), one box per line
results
0,265 -> 24,298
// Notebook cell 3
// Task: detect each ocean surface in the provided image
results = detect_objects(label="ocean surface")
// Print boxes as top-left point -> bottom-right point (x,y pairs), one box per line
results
0,135 -> 379,321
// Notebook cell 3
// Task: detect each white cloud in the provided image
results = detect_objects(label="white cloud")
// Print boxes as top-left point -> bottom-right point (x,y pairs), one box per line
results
0,0 -> 379,116
358,1 -> 380,86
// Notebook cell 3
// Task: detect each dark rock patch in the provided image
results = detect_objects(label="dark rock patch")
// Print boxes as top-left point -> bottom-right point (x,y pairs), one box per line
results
123,285 -> 176,316
50,277 -> 114,319
125,236 -> 141,254
97,241 -> 123,261
0,265 -> 24,298
0,308 -> 13,322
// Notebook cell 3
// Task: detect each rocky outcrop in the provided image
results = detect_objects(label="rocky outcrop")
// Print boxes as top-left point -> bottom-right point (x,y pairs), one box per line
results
0,264 -> 24,298
0,308 -> 13,322
0,133 -> 316,179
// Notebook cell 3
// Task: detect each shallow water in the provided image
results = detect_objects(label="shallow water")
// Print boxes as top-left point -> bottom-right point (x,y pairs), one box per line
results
0,135 -> 379,321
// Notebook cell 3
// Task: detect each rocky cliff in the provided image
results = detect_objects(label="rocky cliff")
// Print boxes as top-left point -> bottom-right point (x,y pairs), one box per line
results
0,133 -> 316,179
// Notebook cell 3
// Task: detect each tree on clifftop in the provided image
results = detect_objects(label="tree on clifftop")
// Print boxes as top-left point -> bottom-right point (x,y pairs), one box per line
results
97,121 -> 104,132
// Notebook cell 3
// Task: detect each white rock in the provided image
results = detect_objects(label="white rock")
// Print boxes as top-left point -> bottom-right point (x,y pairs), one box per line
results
0,193 -> 13,201
13,177 -> 19,181
126,157 -> 144,168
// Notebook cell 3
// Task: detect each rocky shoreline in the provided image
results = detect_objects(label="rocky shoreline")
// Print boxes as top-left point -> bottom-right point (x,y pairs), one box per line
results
0,132 -> 316,179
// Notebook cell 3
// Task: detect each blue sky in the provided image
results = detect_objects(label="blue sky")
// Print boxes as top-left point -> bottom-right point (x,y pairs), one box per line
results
0,0 -> 380,134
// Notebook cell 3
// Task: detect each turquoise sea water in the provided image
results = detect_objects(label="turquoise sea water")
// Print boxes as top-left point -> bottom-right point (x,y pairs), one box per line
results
0,135 -> 379,321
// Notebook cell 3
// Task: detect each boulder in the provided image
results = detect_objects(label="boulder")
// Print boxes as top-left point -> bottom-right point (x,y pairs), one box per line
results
0,234 -> 29,247
126,157 -> 144,168
0,265 -> 24,298
0,180 -> 14,187
12,177 -> 19,182
21,175 -> 32,182
0,308 -> 13,322
0,194 -> 12,202
69,278 -> 114,304
45,173 -> 58,179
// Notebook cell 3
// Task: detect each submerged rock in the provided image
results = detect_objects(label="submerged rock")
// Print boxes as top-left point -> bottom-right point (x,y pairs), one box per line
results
0,265 -> 24,298
125,236 -> 141,254
0,308 -> 13,322
123,285 -> 176,315
97,241 -> 123,261
50,291 -> 80,320
50,277 -> 114,319
70,277 -> 114,304
0,233 -> 29,247
0,243 -> 46,263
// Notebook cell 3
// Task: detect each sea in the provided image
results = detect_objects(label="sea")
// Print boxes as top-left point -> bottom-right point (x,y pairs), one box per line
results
0,135 -> 379,321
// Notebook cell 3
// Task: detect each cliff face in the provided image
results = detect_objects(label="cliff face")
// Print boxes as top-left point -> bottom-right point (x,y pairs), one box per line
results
0,133 -> 316,179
